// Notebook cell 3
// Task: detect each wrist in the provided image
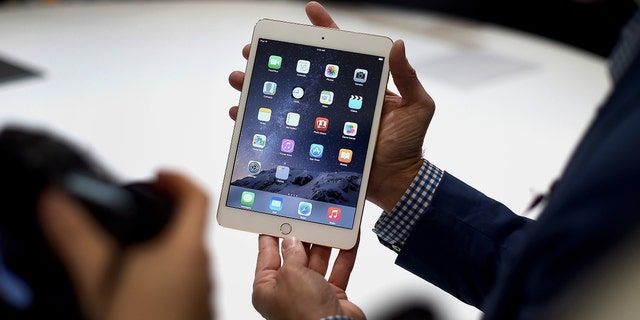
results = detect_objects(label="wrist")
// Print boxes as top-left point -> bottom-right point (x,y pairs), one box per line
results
367,158 -> 424,212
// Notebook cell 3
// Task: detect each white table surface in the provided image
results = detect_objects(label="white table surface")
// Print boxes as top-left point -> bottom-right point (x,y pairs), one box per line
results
0,1 -> 611,319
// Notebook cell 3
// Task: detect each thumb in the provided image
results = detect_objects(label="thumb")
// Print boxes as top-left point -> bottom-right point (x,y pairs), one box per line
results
37,189 -> 116,316
389,40 -> 432,106
280,237 -> 309,268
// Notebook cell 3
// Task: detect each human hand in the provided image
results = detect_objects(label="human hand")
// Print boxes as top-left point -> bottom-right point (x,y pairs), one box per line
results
37,171 -> 212,320
228,1 -> 435,212
365,39 -> 435,212
252,234 -> 365,320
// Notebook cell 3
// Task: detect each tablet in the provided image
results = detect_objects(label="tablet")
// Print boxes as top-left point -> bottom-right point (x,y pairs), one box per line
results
217,18 -> 392,249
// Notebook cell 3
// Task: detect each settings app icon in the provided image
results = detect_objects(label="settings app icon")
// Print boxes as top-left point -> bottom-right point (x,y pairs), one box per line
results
248,160 -> 262,175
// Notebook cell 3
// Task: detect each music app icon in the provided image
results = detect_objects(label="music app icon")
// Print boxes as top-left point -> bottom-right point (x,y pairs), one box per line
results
327,207 -> 342,222
281,139 -> 295,153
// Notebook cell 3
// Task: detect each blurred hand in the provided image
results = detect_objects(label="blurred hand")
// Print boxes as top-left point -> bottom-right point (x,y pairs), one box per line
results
252,235 -> 365,320
228,1 -> 435,212
37,171 -> 212,320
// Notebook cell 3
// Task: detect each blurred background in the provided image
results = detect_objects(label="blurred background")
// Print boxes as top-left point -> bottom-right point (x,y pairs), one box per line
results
2,0 -> 637,56
1,0 -> 633,319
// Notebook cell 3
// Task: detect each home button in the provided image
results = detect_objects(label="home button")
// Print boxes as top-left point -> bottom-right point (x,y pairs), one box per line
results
280,223 -> 292,235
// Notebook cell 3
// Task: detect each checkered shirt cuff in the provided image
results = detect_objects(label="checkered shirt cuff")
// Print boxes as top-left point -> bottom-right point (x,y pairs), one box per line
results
373,159 -> 443,253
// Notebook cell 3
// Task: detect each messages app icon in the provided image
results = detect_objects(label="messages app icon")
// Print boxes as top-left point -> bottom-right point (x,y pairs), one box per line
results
241,191 -> 255,206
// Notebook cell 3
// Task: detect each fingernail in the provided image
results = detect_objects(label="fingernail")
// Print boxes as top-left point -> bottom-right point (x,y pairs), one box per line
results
282,237 -> 300,250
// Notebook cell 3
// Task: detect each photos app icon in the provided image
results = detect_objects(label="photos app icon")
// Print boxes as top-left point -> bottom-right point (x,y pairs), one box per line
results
324,64 -> 339,78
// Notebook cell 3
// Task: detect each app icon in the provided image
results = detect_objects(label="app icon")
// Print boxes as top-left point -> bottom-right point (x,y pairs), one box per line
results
325,64 -> 339,78
248,160 -> 261,175
298,201 -> 313,216
348,95 -> 363,110
258,107 -> 272,121
343,122 -> 358,136
269,197 -> 284,211
320,90 -> 334,105
314,117 -> 329,131
309,144 -> 324,158
296,60 -> 310,74
353,69 -> 368,83
292,86 -> 304,99
252,134 -> 266,148
276,165 -> 290,180
241,191 -> 255,206
338,148 -> 353,163
286,112 -> 300,127
327,207 -> 342,221
281,139 -> 295,153
263,81 -> 277,95
268,55 -> 282,69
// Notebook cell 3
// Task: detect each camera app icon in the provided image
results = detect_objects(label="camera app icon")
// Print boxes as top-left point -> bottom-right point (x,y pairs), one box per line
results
353,69 -> 368,83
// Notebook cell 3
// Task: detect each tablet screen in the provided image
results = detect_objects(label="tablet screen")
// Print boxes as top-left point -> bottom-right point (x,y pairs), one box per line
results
225,37 -> 386,230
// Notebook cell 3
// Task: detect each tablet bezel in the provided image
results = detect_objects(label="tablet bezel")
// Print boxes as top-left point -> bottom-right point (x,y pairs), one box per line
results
217,18 -> 392,249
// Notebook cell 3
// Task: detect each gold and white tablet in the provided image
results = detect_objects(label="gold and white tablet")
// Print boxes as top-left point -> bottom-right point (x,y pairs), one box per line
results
217,18 -> 392,249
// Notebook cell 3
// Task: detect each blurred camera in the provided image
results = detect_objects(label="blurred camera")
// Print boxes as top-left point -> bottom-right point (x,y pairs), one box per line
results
0,125 -> 174,319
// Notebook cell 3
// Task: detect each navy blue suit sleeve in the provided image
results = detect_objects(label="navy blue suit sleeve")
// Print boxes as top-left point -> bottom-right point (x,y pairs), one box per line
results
395,172 -> 533,309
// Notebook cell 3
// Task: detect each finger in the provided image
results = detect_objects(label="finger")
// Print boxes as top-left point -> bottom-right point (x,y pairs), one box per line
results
389,40 -> 432,108
308,244 -> 332,276
255,234 -> 282,276
302,241 -> 312,255
37,189 -> 117,316
280,237 -> 309,268
305,1 -> 339,28
242,44 -> 250,60
385,88 -> 399,97
228,70 -> 245,92
327,235 -> 359,290
154,170 -> 209,247
229,106 -> 238,121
